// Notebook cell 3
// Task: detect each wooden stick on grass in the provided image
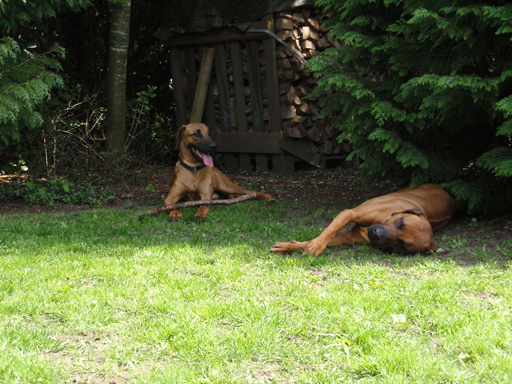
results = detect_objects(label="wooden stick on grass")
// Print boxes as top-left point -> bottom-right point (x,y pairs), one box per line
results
135,193 -> 257,216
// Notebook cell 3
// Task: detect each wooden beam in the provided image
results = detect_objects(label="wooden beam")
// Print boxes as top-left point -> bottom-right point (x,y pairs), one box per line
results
246,40 -> 267,171
247,40 -> 264,133
190,47 -> 216,123
229,41 -> 251,171
215,133 -> 282,154
280,137 -> 322,166
214,43 -> 231,132
214,43 -> 236,171
230,42 -> 248,134
263,28 -> 282,133
262,14 -> 286,173
198,46 -> 217,130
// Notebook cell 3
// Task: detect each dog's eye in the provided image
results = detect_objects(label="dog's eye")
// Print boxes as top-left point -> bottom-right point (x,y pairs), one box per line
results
192,131 -> 202,138
396,217 -> 404,229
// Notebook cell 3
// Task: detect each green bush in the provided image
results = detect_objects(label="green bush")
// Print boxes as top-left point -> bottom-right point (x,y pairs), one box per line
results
309,0 -> 512,215
0,0 -> 90,156
0,38 -> 64,154
0,177 -> 114,207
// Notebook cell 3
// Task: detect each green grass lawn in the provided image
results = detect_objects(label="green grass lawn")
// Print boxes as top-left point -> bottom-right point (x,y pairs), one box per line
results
0,200 -> 511,383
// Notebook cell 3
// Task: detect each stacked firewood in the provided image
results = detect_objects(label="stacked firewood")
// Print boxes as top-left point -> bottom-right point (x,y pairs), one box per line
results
216,7 -> 352,159
273,8 -> 348,156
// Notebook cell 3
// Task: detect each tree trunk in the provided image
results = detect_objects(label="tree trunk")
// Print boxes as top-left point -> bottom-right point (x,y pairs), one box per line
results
105,0 -> 131,153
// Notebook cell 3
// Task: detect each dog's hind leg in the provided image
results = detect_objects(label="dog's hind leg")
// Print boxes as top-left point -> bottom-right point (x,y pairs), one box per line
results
212,171 -> 272,200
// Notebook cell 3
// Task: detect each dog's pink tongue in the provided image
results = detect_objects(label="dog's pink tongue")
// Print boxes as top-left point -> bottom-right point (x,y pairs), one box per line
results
202,153 -> 214,167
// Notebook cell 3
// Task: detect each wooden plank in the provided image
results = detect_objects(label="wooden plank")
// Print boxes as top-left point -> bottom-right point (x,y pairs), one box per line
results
229,41 -> 251,171
200,47 -> 217,130
215,133 -> 282,154
247,40 -> 264,132
280,136 -> 322,166
263,20 -> 282,133
263,14 -> 285,173
272,152 -> 286,174
246,39 -> 267,171
214,43 -> 236,171
166,31 -> 269,47
285,155 -> 297,174
214,43 -> 231,132
204,74 -> 216,129
230,42 -> 248,133
184,47 -> 197,110
190,47 -> 216,123
169,48 -> 186,127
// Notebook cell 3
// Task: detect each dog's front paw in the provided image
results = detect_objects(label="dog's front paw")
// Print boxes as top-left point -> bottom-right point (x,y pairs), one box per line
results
168,210 -> 182,220
305,239 -> 326,256
194,214 -> 207,222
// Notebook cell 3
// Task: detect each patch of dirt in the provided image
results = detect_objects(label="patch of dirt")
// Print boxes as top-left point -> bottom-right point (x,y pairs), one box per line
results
434,216 -> 512,265
229,167 -> 395,207
46,332 -> 131,384
0,166 -> 394,214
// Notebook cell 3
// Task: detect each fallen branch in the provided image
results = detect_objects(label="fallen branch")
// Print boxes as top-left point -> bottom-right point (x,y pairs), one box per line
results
135,192 -> 257,216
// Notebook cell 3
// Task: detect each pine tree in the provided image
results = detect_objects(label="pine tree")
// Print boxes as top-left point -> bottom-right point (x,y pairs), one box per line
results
309,0 -> 512,215
0,0 -> 89,154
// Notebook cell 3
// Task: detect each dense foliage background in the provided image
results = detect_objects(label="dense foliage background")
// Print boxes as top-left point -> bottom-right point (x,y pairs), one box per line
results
1,0 -> 512,215
309,0 -> 512,215
0,0 -> 174,177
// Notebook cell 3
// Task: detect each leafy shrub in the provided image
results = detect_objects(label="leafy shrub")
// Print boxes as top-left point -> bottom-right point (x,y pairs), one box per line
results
0,177 -> 114,207
0,38 -> 65,155
309,0 -> 512,215
125,85 -> 173,157
0,0 -> 90,157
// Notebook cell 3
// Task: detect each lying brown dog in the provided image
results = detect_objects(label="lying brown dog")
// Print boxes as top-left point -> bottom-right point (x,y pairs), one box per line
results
271,184 -> 464,255
164,123 -> 271,220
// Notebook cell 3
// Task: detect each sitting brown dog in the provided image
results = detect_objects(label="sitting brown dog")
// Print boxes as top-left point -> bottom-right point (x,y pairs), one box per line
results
164,123 -> 272,220
271,184 -> 464,255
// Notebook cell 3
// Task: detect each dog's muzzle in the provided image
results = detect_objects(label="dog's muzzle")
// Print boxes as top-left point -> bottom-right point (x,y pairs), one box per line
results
367,224 -> 388,249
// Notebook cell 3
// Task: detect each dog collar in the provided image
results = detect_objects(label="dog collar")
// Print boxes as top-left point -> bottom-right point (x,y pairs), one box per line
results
178,158 -> 206,173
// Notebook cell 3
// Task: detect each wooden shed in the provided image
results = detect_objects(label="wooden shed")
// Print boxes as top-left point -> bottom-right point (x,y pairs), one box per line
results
156,0 -> 355,173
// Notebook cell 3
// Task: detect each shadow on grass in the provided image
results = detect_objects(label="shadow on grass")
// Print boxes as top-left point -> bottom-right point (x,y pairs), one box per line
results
2,200 -> 511,270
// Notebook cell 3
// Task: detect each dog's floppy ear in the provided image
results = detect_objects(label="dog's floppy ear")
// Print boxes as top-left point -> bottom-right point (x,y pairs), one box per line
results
175,125 -> 187,150
391,208 -> 426,218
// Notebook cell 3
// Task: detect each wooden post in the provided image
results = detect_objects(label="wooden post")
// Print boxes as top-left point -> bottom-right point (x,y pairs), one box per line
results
184,47 -> 197,110
214,43 -> 237,171
262,14 -> 286,173
200,47 -> 217,131
230,41 -> 252,171
190,47 -> 216,123
247,40 -> 267,171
